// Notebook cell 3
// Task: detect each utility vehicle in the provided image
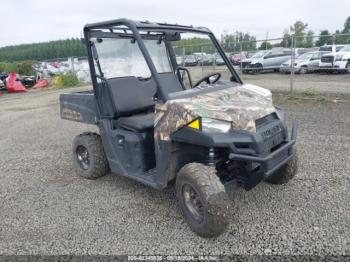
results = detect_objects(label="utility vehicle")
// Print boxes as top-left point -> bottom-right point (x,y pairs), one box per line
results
60,19 -> 298,238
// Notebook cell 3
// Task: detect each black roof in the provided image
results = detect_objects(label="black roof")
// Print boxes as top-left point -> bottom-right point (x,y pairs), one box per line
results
84,18 -> 212,34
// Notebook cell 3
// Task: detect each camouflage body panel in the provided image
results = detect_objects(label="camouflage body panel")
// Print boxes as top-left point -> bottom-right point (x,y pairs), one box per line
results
154,84 -> 276,141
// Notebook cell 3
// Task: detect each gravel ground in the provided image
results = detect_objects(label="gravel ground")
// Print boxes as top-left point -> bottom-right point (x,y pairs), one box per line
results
0,87 -> 349,256
239,71 -> 350,95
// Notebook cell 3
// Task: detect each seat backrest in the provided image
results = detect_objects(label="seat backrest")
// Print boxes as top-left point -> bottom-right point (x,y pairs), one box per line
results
106,73 -> 184,118
107,76 -> 156,117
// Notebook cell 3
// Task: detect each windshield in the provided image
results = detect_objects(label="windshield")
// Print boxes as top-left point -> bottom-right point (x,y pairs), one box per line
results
91,29 -> 234,91
172,32 -> 232,89
186,55 -> 196,60
93,38 -> 172,78
336,46 -> 345,52
297,52 -> 314,60
320,46 -> 332,52
251,51 -> 269,58
340,45 -> 350,52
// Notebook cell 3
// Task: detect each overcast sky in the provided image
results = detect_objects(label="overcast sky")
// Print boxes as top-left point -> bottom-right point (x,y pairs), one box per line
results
1,0 -> 349,47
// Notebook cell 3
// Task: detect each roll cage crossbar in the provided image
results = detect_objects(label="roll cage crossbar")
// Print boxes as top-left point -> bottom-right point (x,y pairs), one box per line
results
83,18 -> 242,102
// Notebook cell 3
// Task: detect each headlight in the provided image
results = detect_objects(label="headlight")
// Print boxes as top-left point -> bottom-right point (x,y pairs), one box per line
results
202,118 -> 231,133
187,118 -> 231,133
335,55 -> 343,61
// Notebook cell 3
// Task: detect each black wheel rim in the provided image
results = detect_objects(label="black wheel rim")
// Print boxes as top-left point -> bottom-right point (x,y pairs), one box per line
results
76,145 -> 90,170
182,183 -> 204,223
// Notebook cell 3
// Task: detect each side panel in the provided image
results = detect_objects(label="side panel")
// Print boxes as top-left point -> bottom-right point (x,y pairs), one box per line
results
98,120 -> 161,189
60,91 -> 98,124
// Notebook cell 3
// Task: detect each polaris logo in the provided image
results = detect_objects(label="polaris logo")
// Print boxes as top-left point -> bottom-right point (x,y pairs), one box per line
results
261,125 -> 282,140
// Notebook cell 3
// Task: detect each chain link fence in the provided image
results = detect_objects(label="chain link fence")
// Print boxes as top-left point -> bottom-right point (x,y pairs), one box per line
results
174,33 -> 350,96
35,33 -> 350,95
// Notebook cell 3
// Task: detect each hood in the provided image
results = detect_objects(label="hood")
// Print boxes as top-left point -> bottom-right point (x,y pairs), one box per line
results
322,52 -> 336,57
155,84 -> 276,140
335,51 -> 350,56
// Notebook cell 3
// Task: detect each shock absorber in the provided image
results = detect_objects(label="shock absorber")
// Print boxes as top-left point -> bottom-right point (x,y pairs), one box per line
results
207,147 -> 218,166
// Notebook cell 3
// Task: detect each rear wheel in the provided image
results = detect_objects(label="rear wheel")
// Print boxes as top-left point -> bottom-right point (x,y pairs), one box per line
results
72,133 -> 109,179
176,163 -> 229,238
265,148 -> 298,185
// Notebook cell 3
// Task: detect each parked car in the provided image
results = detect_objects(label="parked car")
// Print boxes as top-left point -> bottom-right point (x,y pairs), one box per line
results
176,55 -> 185,66
0,79 -> 5,91
193,52 -> 207,64
198,54 -> 214,66
319,45 -> 350,73
215,55 -> 225,66
319,44 -> 346,52
280,51 -> 330,74
241,49 -> 292,73
0,72 -> 8,81
0,73 -> 9,90
20,75 -> 36,88
229,52 -> 247,65
184,55 -> 198,66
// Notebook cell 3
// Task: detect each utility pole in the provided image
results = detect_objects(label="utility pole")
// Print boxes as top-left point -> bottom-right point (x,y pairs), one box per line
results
265,32 -> 269,50
290,35 -> 295,96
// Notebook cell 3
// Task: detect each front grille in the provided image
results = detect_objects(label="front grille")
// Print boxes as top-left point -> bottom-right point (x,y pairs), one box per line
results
242,62 -> 251,68
321,56 -> 334,63
256,113 -> 285,152
263,132 -> 284,150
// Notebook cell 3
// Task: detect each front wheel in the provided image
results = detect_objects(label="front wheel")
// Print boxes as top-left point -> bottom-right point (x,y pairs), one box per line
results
72,133 -> 109,179
299,66 -> 308,74
176,163 -> 229,238
265,148 -> 298,185
252,64 -> 263,74
345,62 -> 350,74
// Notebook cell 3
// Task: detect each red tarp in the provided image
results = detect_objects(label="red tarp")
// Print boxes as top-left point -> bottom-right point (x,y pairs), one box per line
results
33,79 -> 49,89
6,72 -> 27,93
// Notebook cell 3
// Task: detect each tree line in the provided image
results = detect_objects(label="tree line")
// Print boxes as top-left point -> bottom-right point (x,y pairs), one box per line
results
0,38 -> 85,62
0,16 -> 349,63
277,16 -> 350,48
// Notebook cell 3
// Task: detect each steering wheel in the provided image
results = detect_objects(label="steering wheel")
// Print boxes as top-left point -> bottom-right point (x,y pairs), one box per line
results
194,72 -> 221,87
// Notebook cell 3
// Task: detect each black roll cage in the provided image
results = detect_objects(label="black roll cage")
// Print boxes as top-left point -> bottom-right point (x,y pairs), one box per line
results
83,18 -> 242,103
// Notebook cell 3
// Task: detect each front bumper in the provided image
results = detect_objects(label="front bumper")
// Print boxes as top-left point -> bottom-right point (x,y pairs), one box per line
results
318,61 -> 348,71
228,121 -> 297,189
280,66 -> 302,73
334,60 -> 348,69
